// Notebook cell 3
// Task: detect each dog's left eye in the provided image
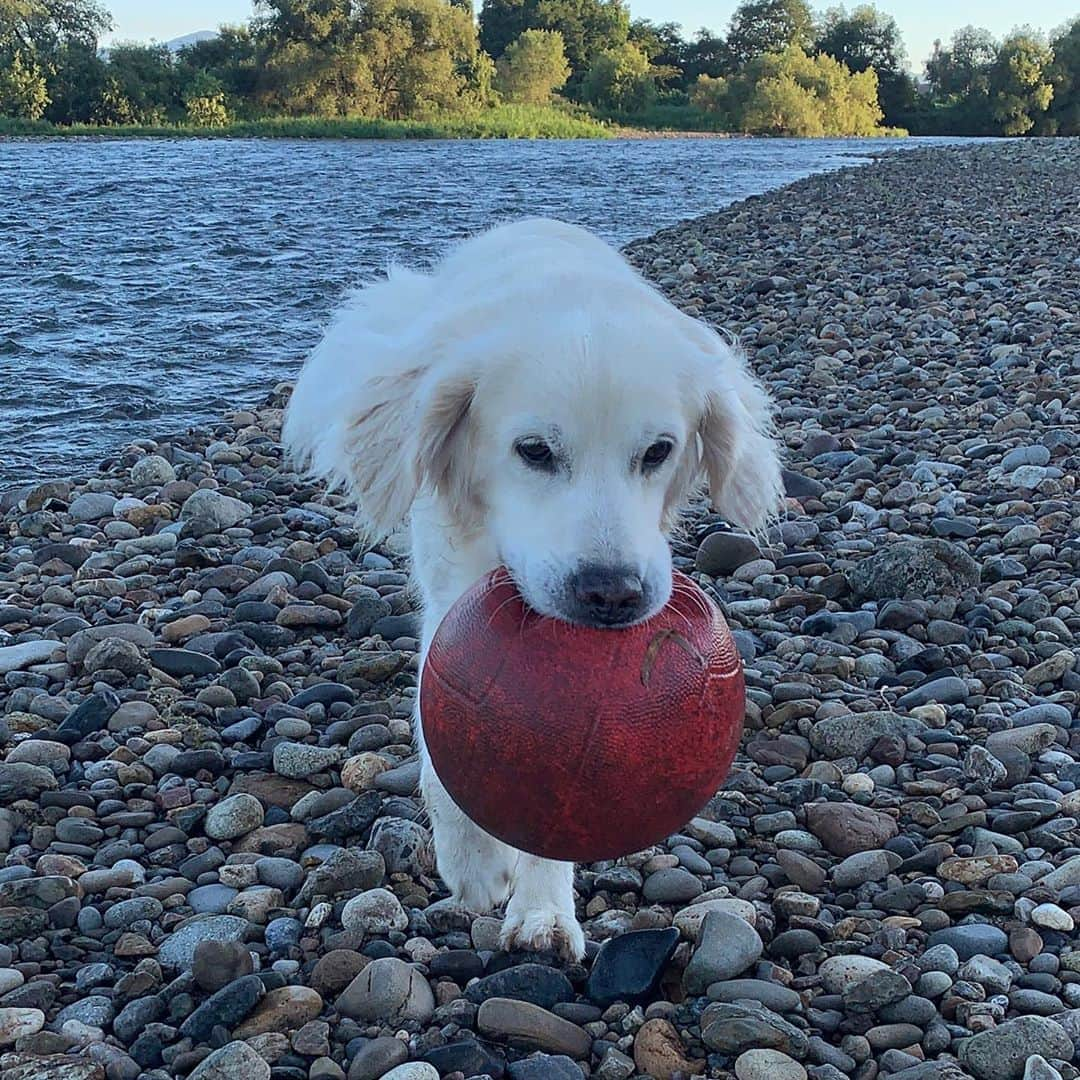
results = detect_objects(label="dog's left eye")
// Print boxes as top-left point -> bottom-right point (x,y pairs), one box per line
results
515,438 -> 556,471
641,439 -> 674,471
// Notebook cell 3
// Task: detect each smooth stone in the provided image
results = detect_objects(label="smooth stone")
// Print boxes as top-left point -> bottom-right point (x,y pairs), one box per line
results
466,964 -> 574,1010
735,1049 -> 808,1080
819,956 -> 891,994
587,927 -> 679,1006
927,925 -> 1009,961
157,915 -> 250,969
336,957 -> 434,1023
477,997 -> 592,1058
188,1041 -> 270,1080
684,911 -> 764,993
959,1016 -> 1074,1080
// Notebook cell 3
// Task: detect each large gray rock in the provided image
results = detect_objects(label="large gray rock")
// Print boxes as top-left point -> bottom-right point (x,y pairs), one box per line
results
809,712 -> 927,759
959,1016 -> 1073,1080
848,539 -> 979,600
0,640 -> 56,675
188,1041 -> 270,1080
683,911 -> 764,993
180,489 -> 252,530
158,915 -> 250,970
336,957 -> 434,1023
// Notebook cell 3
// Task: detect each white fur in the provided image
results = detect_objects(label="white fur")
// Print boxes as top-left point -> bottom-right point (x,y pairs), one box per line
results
284,218 -> 783,959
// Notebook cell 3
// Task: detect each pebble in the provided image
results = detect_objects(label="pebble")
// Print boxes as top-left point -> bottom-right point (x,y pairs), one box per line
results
736,1049 -> 808,1080
683,910 -> 764,992
477,997 -> 592,1058
204,793 -> 265,839
188,1041 -> 271,1080
959,1016 -> 1074,1080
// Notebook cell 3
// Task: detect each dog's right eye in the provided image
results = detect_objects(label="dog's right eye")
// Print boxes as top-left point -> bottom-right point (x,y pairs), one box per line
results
514,439 -> 556,471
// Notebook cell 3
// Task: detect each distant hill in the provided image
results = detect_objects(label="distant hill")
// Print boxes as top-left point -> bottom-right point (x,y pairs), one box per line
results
165,31 -> 218,53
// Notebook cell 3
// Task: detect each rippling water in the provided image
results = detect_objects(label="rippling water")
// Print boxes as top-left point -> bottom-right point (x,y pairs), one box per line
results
2,135 -> 934,484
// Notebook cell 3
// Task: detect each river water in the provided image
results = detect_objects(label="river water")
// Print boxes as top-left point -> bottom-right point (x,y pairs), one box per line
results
1,135 -> 939,483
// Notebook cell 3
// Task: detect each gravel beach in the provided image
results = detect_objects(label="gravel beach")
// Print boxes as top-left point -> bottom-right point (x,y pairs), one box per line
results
1,139 -> 1078,1080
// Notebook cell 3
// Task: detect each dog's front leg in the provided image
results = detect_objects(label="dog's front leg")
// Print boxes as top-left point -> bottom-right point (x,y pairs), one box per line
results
418,737 -> 585,961
419,747 -> 515,915
502,854 -> 585,962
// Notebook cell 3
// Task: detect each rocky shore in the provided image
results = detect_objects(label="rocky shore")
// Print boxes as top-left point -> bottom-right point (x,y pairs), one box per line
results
1,139 -> 1078,1080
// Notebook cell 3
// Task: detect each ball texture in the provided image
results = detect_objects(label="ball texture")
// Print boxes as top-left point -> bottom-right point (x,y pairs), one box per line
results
422,568 -> 745,862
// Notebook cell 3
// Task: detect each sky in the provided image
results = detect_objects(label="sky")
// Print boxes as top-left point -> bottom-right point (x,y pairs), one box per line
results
102,1 -> 1079,71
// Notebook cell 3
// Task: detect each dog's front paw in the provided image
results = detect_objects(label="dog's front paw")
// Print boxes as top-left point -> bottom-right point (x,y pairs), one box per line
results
501,895 -> 586,962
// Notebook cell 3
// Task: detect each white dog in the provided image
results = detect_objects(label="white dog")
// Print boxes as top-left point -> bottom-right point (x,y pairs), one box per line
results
284,218 -> 783,960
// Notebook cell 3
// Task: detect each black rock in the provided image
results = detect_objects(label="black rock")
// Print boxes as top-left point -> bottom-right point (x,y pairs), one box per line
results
289,684 -> 356,710
371,613 -> 420,640
769,929 -> 823,959
423,1040 -> 506,1078
507,1054 -> 583,1080
148,648 -> 222,677
32,542 -> 90,568
114,995 -> 166,1044
306,791 -> 382,841
465,963 -> 574,1010
429,949 -> 486,983
55,689 -> 120,743
926,924 -> 1009,960
171,749 -> 227,777
231,601 -> 280,623
347,596 -> 392,639
586,927 -> 679,1006
180,974 -> 265,1040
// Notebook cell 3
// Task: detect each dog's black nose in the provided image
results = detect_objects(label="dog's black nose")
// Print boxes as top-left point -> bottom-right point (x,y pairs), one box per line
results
570,565 -> 646,626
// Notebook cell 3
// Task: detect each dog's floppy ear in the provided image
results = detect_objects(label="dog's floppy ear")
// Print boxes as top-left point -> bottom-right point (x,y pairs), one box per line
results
671,331 -> 784,536
285,358 -> 477,538
283,265 -> 479,538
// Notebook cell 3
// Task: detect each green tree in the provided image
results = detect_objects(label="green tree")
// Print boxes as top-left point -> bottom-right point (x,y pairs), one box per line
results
44,39 -> 107,121
495,27 -> 569,104
726,0 -> 813,67
689,71 -> 729,117
178,26 -> 260,103
184,71 -> 231,127
105,42 -> 177,123
0,0 -> 111,117
478,0 -> 532,60
255,0 -> 353,47
726,45 -> 883,135
579,38 -> 653,111
628,17 -> 683,88
1047,16 -> 1080,134
682,27 -> 730,82
0,47 -> 48,117
358,0 -> 479,118
816,4 -> 914,125
989,29 -> 1053,134
91,72 -> 135,123
259,38 -> 377,115
1,0 -> 110,54
925,25 -> 997,100
463,46 -> 497,105
479,0 -> 627,78
923,25 -> 999,133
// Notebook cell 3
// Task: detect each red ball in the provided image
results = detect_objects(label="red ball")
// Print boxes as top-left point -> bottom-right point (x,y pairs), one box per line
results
421,568 -> 745,863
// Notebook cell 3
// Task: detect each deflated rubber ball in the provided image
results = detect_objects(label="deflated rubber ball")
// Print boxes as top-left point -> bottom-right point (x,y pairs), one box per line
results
421,568 -> 745,862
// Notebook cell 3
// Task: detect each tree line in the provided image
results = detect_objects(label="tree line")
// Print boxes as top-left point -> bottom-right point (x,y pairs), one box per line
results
1,0 -> 1078,136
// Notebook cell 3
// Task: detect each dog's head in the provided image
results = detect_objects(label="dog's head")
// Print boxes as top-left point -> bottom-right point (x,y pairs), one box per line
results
286,253 -> 783,629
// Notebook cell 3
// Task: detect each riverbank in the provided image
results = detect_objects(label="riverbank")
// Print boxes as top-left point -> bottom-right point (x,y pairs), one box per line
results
1,140 -> 1078,1080
0,112 -> 911,142
0,106 -> 610,141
